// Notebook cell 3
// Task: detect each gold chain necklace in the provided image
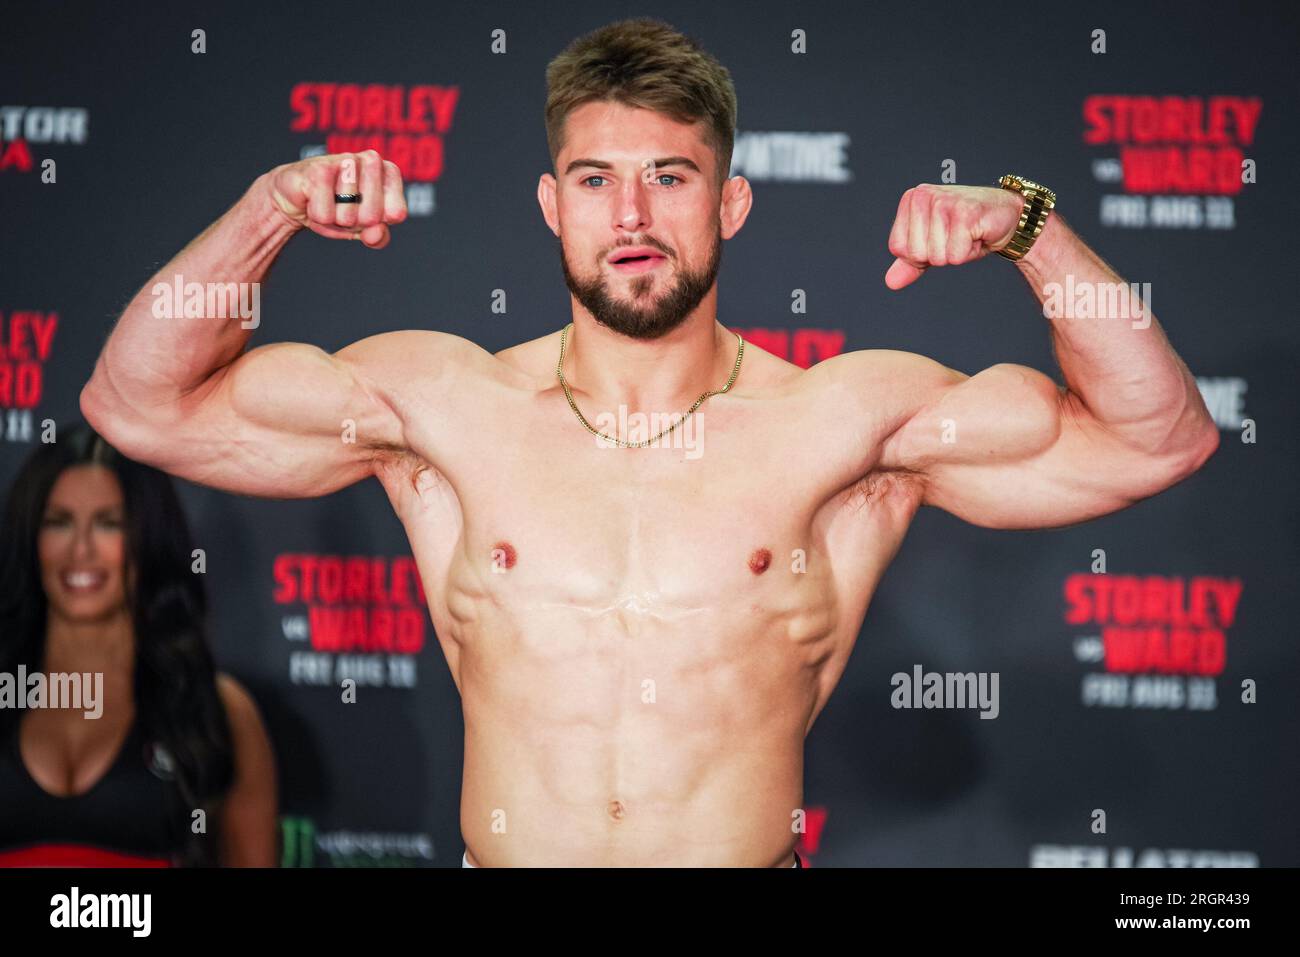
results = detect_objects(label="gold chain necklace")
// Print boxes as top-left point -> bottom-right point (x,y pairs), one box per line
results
556,322 -> 744,448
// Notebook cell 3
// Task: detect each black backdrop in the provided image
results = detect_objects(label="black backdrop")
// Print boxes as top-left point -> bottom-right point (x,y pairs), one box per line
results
2,0 -> 1296,867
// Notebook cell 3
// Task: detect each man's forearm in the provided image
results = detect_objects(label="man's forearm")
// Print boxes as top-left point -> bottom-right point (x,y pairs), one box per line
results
84,173 -> 300,420
1010,212 -> 1216,457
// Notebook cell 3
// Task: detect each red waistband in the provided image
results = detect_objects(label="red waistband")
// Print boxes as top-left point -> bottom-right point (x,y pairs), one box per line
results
0,844 -> 173,867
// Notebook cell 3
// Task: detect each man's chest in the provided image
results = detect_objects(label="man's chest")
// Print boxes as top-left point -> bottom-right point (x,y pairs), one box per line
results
382,389 -> 900,619
455,441 -> 825,612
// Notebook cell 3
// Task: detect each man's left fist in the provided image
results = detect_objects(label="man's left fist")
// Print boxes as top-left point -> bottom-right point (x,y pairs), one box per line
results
885,184 -> 1024,290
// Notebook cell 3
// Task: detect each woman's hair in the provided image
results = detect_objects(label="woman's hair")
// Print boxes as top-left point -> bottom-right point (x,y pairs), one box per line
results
0,422 -> 234,866
545,17 -> 739,193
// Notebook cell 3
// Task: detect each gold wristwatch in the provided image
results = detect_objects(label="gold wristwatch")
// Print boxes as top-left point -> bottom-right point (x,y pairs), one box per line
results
995,174 -> 1056,262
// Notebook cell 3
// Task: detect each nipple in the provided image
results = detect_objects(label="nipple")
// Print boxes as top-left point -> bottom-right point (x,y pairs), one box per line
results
491,541 -> 517,571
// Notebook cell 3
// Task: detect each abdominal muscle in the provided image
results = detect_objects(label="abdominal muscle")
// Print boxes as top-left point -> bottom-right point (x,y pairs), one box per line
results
452,589 -> 826,868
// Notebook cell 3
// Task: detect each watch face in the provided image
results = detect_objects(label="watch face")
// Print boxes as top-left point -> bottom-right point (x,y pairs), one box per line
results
1003,175 -> 1056,203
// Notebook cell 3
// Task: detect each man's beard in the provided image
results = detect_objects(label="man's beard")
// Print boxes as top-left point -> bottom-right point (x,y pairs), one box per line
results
558,227 -> 723,341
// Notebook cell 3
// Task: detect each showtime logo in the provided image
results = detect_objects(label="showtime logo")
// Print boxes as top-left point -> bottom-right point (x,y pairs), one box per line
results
729,131 -> 852,182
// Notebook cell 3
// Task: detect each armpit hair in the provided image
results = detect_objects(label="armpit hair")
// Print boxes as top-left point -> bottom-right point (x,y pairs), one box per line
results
364,441 -> 434,495
843,464 -> 925,511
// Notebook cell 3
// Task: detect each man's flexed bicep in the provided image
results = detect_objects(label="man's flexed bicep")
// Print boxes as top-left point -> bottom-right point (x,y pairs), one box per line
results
82,330 -> 450,499
80,149 -> 421,496
875,353 -> 1216,530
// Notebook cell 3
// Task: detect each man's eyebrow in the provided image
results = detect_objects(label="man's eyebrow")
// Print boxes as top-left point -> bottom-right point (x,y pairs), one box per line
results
564,156 -> 703,176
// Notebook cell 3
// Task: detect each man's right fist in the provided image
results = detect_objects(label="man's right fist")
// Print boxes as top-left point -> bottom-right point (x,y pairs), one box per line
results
264,151 -> 408,248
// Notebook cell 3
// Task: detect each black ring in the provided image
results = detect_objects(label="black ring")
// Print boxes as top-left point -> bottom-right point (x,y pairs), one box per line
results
334,193 -> 361,203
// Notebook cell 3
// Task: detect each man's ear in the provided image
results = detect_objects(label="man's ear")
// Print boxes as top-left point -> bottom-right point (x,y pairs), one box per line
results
720,175 -> 753,240
538,172 -> 560,236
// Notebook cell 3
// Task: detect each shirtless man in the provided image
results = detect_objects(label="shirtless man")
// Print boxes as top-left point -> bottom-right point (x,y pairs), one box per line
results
80,19 -> 1219,867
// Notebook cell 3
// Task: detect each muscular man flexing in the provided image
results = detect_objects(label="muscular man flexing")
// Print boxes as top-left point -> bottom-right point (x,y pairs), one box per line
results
81,19 -> 1218,867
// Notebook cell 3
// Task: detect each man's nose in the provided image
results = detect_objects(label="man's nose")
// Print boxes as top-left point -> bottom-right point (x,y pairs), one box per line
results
614,178 -> 652,232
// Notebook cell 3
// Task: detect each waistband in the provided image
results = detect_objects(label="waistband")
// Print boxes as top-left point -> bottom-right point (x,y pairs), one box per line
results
463,849 -> 803,867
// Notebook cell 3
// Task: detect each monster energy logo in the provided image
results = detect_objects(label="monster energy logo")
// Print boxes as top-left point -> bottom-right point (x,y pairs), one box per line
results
280,816 -> 316,868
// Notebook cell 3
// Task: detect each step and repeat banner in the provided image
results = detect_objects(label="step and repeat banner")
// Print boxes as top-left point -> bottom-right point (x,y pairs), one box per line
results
2,1 -> 1296,866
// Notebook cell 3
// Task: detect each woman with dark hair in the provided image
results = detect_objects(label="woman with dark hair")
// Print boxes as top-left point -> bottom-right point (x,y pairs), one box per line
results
0,422 -> 276,866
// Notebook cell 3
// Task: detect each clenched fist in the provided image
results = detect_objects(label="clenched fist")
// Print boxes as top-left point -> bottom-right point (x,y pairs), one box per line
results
884,184 -> 1025,289
264,150 -> 408,248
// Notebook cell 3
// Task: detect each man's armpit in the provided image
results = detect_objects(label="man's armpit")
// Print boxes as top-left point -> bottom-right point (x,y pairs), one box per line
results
841,464 -> 926,514
368,444 -> 445,498
364,438 -> 408,460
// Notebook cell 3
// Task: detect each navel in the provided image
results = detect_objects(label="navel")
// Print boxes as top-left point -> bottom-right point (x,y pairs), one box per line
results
748,547 -> 772,575
491,541 -> 517,570
608,799 -> 626,821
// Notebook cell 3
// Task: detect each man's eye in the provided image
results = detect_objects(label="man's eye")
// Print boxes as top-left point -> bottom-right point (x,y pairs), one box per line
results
41,516 -> 70,527
582,174 -> 682,188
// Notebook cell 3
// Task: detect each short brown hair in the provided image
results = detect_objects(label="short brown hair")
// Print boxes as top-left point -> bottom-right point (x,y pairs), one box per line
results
545,18 -> 738,191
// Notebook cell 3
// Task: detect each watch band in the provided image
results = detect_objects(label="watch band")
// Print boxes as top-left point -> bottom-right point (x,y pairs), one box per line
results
995,174 -> 1056,262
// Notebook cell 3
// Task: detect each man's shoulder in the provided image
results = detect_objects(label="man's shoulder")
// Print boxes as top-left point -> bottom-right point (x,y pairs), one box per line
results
789,348 -> 971,446
808,346 -> 956,377
714,341 -> 952,403
491,328 -> 565,382
336,329 -> 537,391
794,347 -> 961,397
346,330 -> 542,481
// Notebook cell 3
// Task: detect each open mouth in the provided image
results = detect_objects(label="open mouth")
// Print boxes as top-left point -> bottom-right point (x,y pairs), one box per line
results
61,570 -> 108,593
610,253 -> 666,272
